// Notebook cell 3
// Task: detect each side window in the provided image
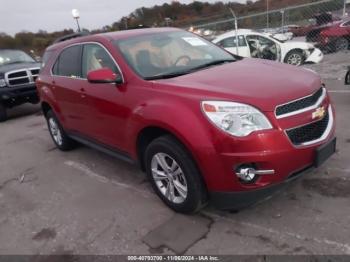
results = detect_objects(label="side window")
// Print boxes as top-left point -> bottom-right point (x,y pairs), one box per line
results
82,44 -> 119,78
258,36 -> 275,46
41,50 -> 53,69
220,37 -> 237,48
219,36 -> 246,48
52,59 -> 59,75
52,45 -> 82,78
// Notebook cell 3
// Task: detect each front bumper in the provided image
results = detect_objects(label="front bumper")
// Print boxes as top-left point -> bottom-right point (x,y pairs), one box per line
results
210,165 -> 314,210
210,136 -> 336,210
305,48 -> 324,64
0,83 -> 38,106
194,95 -> 336,210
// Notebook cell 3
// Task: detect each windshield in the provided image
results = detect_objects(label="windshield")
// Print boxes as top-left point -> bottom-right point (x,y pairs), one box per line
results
0,50 -> 35,66
114,31 -> 235,80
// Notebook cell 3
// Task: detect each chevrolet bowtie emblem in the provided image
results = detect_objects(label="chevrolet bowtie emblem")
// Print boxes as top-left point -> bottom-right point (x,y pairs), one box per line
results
312,106 -> 326,120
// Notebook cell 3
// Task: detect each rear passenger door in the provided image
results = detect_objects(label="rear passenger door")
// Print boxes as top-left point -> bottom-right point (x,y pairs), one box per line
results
51,45 -> 90,132
217,35 -> 250,57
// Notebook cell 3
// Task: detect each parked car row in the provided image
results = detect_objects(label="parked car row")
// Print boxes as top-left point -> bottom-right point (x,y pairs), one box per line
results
33,28 -> 336,213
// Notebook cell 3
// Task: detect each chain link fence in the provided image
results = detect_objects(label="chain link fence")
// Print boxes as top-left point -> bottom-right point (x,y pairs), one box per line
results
187,0 -> 350,53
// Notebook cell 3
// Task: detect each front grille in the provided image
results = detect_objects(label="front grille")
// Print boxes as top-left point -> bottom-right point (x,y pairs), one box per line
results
8,71 -> 28,78
9,78 -> 30,86
5,68 -> 39,87
286,110 -> 329,145
30,69 -> 40,82
276,88 -> 324,117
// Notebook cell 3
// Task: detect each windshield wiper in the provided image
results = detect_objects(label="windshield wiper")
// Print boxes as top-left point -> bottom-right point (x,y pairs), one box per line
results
145,59 -> 235,80
188,59 -> 235,72
144,71 -> 190,80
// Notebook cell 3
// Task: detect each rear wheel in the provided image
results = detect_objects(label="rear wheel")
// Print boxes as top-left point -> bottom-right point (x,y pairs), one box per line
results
145,135 -> 207,213
0,103 -> 7,122
346,69 -> 350,85
45,110 -> 76,151
285,50 -> 305,66
334,38 -> 349,52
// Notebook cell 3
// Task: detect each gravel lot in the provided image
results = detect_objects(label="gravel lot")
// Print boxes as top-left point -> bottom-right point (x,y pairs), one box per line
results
0,54 -> 349,256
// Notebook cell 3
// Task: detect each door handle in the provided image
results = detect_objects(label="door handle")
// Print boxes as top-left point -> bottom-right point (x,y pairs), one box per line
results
80,88 -> 86,98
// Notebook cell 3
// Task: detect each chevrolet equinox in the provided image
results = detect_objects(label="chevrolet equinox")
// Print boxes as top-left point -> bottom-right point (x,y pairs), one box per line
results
37,28 -> 336,213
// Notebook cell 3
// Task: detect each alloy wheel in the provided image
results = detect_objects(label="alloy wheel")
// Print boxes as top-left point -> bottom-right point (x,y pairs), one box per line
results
151,153 -> 188,204
287,53 -> 302,66
48,117 -> 63,146
335,38 -> 349,52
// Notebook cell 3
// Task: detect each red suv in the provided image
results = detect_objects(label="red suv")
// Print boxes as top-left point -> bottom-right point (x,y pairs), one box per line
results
37,28 -> 336,213
307,19 -> 350,52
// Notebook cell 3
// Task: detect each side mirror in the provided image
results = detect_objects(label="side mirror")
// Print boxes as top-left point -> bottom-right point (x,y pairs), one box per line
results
87,68 -> 122,84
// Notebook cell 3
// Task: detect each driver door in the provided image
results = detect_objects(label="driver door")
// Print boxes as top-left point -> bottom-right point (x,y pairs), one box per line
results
246,35 -> 280,62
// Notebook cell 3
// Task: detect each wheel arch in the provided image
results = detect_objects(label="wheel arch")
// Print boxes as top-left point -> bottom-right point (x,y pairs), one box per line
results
284,48 -> 305,64
136,126 -> 193,171
41,101 -> 52,116
136,125 -> 209,196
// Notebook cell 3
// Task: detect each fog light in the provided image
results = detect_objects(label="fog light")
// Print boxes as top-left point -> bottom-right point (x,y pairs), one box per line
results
236,167 -> 257,182
235,166 -> 275,183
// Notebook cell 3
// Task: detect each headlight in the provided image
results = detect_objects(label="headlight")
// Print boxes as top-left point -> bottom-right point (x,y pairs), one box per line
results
201,101 -> 272,137
0,79 -> 6,88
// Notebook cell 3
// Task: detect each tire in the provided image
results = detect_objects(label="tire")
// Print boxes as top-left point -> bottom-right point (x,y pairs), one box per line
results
333,38 -> 349,52
0,103 -> 7,122
144,135 -> 207,213
45,110 -> 76,151
346,70 -> 350,85
284,50 -> 305,66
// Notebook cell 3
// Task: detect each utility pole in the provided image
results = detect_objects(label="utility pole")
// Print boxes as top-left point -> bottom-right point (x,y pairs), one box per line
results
281,10 -> 285,33
122,18 -> 128,30
343,0 -> 347,17
229,8 -> 239,56
266,0 -> 269,29
72,9 -> 81,32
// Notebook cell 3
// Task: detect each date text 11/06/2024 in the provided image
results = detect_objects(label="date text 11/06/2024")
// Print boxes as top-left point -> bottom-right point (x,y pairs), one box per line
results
127,256 -> 220,261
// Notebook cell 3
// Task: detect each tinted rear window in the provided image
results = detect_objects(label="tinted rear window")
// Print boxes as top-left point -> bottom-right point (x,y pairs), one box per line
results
53,45 -> 82,78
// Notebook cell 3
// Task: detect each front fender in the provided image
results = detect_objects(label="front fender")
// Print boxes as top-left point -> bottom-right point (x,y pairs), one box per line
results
125,99 -> 226,190
127,99 -> 213,156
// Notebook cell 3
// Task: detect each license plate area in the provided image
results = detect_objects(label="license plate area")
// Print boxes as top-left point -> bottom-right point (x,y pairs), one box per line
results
314,138 -> 336,167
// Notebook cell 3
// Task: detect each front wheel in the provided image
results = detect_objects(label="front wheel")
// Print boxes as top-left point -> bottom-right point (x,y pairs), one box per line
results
346,69 -> 350,85
333,38 -> 349,52
145,135 -> 207,213
285,50 -> 305,66
0,103 -> 7,122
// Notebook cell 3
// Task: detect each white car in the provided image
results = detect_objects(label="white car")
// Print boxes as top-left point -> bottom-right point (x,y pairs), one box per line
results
213,29 -> 324,66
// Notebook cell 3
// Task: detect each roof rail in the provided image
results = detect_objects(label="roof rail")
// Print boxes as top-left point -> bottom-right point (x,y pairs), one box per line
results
53,31 -> 90,44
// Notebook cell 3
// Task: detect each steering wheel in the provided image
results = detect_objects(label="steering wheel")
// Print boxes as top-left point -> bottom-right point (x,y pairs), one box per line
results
174,55 -> 191,66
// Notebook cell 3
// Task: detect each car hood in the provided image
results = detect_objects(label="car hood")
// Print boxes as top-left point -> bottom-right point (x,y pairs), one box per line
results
155,59 -> 322,112
281,41 -> 314,50
0,62 -> 40,75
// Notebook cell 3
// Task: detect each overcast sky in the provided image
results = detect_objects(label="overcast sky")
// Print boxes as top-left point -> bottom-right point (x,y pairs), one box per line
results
0,0 -> 248,36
